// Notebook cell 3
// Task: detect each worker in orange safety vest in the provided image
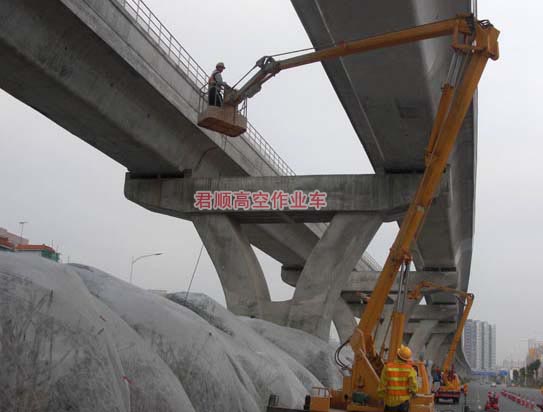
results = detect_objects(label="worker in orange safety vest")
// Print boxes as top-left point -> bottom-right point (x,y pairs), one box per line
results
377,345 -> 418,412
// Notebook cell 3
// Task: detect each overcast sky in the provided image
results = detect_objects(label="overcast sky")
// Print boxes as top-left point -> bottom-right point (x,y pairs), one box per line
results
0,0 -> 541,364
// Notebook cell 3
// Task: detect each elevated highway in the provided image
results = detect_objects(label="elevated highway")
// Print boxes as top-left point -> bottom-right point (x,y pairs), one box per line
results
0,0 -> 477,370
292,0 -> 477,368
0,0 -> 379,340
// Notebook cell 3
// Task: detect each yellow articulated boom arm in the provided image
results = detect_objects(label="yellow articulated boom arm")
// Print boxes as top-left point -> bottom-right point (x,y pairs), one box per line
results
228,15 -> 498,106
408,282 -> 475,373
222,13 -> 499,412
339,17 -> 497,410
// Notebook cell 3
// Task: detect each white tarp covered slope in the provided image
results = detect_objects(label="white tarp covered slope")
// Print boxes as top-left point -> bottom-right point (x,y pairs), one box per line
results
68,264 -> 196,412
168,292 -> 327,397
243,318 -> 344,389
0,254 -> 195,412
72,265 -> 321,411
0,254 -> 130,412
0,253 -> 345,411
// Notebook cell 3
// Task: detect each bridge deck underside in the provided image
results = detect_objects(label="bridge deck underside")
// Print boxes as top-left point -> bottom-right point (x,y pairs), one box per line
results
291,1 -> 476,368
291,0 -> 476,296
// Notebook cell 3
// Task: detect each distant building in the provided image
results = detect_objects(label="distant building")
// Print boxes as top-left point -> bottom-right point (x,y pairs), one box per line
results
463,320 -> 478,369
490,324 -> 497,370
0,227 -> 28,246
483,322 -> 490,369
463,319 -> 497,370
15,244 -> 60,262
0,227 -> 59,262
0,236 -> 15,251
526,339 -> 543,378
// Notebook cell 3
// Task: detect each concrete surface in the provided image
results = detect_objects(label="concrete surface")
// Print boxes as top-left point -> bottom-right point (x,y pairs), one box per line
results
290,0 -> 475,289
291,0 -> 478,364
436,382 -> 543,412
287,213 -> 381,339
0,0 -> 381,343
1,253 -> 351,412
125,173 -> 429,223
192,214 -> 271,318
0,0 -> 477,368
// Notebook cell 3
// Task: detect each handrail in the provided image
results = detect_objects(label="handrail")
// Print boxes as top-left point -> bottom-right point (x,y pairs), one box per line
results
362,252 -> 381,271
111,0 -> 379,270
113,0 -> 295,176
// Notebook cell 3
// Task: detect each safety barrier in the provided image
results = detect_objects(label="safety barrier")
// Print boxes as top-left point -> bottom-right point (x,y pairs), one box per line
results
501,390 -> 542,411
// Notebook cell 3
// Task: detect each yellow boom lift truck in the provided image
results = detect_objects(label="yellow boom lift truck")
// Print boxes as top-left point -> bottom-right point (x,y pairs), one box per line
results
198,13 -> 499,412
408,282 -> 475,405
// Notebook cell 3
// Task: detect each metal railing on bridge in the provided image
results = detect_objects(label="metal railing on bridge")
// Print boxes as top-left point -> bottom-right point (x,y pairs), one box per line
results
114,0 -> 295,177
111,0 -> 380,271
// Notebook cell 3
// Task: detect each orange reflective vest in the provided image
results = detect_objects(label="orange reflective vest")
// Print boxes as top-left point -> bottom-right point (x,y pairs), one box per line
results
377,361 -> 418,407
385,362 -> 413,396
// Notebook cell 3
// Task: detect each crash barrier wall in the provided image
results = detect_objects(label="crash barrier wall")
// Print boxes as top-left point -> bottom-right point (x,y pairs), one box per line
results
501,390 -> 542,411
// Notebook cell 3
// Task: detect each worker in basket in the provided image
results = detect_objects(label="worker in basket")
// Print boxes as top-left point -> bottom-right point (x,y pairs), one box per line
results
208,62 -> 230,107
377,345 -> 419,412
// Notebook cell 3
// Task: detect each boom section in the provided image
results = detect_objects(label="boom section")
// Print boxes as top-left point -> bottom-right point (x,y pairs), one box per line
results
408,282 -> 475,372
229,16 -> 474,105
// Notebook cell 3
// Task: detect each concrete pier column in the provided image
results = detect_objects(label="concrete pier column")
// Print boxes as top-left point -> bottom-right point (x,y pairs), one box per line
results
192,215 -> 271,317
408,320 -> 439,360
425,333 -> 448,365
332,299 -> 358,343
287,213 -> 381,340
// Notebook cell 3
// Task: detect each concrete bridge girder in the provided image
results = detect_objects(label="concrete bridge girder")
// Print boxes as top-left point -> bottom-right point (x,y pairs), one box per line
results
0,0 -> 346,304
290,0 -> 475,369
124,173 -> 432,223
343,270 -> 458,294
347,304 -> 457,323
0,0 -> 473,365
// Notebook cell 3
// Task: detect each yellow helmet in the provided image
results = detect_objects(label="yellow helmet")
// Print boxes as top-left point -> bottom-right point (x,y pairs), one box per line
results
397,345 -> 412,362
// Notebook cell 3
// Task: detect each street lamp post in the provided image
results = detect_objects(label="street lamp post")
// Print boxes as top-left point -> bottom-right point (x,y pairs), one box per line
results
129,252 -> 163,284
18,221 -> 28,245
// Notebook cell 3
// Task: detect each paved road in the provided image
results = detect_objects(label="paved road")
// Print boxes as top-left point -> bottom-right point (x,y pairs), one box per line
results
435,383 -> 543,412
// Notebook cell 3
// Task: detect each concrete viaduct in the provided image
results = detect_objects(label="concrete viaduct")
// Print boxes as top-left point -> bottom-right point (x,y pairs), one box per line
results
0,0 -> 476,370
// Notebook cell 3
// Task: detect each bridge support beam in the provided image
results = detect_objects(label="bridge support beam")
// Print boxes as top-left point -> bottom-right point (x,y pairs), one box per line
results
423,333 -> 449,367
125,173 -> 442,340
287,213 -> 381,340
408,320 -> 439,360
192,214 -> 271,318
333,299 -> 358,343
